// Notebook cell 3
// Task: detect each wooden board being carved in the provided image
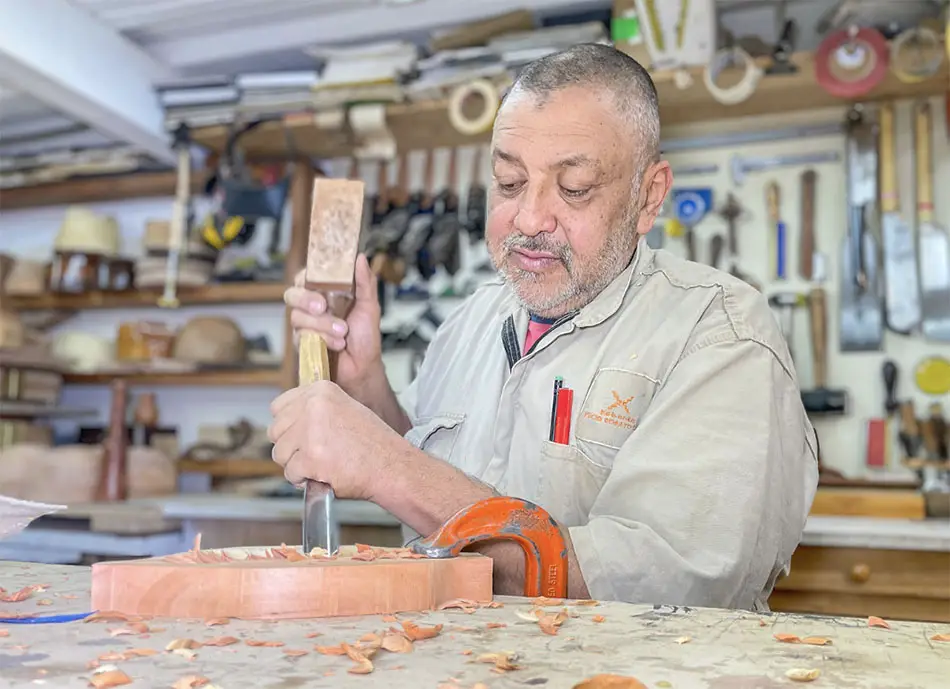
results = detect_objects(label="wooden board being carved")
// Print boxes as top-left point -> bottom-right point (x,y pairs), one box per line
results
90,540 -> 493,620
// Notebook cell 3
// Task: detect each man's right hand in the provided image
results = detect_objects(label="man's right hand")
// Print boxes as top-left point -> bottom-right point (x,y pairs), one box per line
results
284,253 -> 383,397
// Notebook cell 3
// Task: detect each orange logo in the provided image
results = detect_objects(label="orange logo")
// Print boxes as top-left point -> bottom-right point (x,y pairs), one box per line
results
583,390 -> 638,430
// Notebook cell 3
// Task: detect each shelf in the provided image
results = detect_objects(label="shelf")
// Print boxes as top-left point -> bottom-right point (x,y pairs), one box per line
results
63,367 -> 282,386
190,50 -> 948,159
7,281 -> 286,311
0,170 -> 206,211
177,457 -> 283,478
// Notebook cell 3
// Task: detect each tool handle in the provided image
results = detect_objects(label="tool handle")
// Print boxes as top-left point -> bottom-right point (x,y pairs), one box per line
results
915,101 -> 934,223
766,181 -> 780,223
882,360 -> 898,414
900,400 -> 919,437
800,170 -> 816,280
920,418 -> 940,459
375,160 -> 390,214
710,234 -> 725,268
97,380 -> 129,502
809,287 -> 827,388
879,102 -> 899,214
684,227 -> 696,262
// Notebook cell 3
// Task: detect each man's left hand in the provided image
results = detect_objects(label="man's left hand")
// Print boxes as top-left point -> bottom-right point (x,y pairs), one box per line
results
268,380 -> 407,500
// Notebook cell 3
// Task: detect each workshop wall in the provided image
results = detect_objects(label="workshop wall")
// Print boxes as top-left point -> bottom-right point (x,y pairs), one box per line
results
1,96 -> 947,476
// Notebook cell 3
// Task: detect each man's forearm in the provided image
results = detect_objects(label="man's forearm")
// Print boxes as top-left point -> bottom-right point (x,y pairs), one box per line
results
347,362 -> 412,436
374,445 -> 591,599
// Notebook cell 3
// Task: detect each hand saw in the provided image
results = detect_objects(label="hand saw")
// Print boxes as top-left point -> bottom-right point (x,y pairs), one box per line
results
840,106 -> 884,352
879,102 -> 922,334
915,101 -> 950,342
299,178 -> 365,555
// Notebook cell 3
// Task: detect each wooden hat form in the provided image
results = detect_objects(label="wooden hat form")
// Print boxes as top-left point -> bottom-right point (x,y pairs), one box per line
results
90,543 -> 493,620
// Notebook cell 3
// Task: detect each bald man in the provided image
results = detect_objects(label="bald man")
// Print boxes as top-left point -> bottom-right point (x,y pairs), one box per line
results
270,44 -> 819,611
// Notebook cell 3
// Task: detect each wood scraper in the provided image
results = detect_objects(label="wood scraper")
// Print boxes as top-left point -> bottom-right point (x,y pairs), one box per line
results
299,177 -> 365,555
839,105 -> 884,352
879,102 -> 922,334
914,101 -> 950,342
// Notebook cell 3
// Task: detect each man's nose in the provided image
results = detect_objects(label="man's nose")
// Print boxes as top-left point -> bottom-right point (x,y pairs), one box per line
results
513,185 -> 557,236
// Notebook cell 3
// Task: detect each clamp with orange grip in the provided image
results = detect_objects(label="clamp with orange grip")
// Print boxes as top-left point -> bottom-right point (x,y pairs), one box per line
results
411,496 -> 568,599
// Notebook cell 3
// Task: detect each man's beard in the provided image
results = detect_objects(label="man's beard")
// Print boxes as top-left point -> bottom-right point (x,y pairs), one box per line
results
488,204 -> 640,317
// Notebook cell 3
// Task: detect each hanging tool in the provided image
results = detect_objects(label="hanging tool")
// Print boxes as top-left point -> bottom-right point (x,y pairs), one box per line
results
814,25 -> 890,99
840,105 -> 884,352
427,148 -> 465,289
708,234 -> 725,269
158,124 -> 192,309
802,287 -> 849,416
729,151 -> 841,187
299,178 -> 365,555
898,400 -> 923,462
412,496 -> 568,599
766,11 -> 798,75
799,169 -> 818,280
890,25 -> 945,83
867,360 -> 899,470
672,188 -> 712,262
915,355 -> 950,396
465,146 -> 487,244
879,102 -> 922,335
767,291 -> 807,361
765,181 -> 787,280
915,101 -> 950,343
718,193 -> 761,290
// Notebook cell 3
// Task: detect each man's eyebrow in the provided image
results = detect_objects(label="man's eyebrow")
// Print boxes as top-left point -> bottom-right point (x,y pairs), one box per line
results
492,148 -> 522,167
554,154 -> 599,170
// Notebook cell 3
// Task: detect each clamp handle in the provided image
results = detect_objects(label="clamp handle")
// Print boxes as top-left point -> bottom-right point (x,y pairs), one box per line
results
412,496 -> 568,599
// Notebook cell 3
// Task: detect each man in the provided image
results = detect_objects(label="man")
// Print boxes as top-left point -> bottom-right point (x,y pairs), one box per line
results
270,43 -> 819,611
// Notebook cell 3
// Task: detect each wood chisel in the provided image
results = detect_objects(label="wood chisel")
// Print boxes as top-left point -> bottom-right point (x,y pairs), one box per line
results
300,177 -> 365,555
914,101 -> 950,342
766,180 -> 786,280
879,102 -> 922,335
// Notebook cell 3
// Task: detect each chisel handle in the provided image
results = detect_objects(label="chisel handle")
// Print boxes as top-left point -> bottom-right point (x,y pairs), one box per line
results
809,287 -> 827,389
915,101 -> 934,223
800,170 -> 816,280
879,102 -> 899,214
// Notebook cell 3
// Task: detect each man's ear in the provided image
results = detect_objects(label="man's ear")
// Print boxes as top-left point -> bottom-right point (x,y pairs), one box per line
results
635,161 -> 673,236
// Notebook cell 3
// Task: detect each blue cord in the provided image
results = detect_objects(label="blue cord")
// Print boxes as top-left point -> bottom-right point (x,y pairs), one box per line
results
0,611 -> 95,624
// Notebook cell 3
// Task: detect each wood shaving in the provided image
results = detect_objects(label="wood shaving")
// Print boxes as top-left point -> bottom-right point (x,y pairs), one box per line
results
786,668 -> 821,682
485,601 -> 504,608
381,615 -> 398,623
170,648 -> 197,660
476,651 -> 521,672
342,642 -> 374,674
359,632 -> 381,643
530,596 -> 564,606
0,585 -> 45,603
36,598 -> 53,606
245,639 -> 284,647
166,639 -> 201,651
315,644 -> 347,655
675,636 -> 691,644
85,611 -> 137,624
931,633 -> 950,642
122,649 -> 158,658
802,637 -> 832,646
461,649 -> 473,656
381,632 -> 413,653
572,675 -> 647,688
204,618 -> 229,627
0,629 -> 8,637
400,620 -> 443,641
515,609 -> 543,622
438,598 -> 479,613
108,628 -> 141,637
774,633 -> 801,643
868,616 -> 891,629
171,676 -> 210,689
485,622 -> 507,629
201,636 -> 239,647
282,649 -> 309,657
97,652 -> 127,662
758,619 -> 768,627
306,631 -> 323,638
88,668 -> 133,688
572,599 -> 600,606
538,610 -> 568,636
592,615 -> 606,623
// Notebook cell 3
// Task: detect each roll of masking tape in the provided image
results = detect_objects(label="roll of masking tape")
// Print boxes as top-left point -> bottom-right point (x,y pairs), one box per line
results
448,79 -> 499,136
702,47 -> 763,105
890,26 -> 944,83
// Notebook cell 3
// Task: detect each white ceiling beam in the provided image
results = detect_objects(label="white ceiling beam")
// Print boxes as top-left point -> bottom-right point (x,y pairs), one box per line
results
145,0 -> 611,69
0,0 -> 178,164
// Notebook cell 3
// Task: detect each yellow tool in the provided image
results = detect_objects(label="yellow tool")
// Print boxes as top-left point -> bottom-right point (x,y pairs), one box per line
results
200,214 -> 245,250
915,356 -> 950,396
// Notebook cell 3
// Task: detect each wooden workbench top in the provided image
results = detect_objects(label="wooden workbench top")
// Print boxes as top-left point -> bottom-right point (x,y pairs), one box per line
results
1,562 -> 948,688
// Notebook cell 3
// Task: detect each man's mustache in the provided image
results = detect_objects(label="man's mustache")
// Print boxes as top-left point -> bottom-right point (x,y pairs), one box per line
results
502,234 -> 572,267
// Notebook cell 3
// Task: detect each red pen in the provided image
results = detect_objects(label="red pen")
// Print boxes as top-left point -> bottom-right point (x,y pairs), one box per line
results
553,387 -> 573,444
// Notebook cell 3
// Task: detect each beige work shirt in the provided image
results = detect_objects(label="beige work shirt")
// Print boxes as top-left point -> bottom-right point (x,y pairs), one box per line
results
399,238 -> 819,611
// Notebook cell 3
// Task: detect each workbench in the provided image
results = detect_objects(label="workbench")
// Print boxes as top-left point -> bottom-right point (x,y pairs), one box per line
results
1,562 -> 948,688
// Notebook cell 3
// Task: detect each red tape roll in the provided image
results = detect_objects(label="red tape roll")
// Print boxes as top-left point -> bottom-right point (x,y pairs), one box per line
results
814,27 -> 889,99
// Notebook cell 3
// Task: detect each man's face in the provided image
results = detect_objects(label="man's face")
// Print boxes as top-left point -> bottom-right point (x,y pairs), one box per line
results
486,86 -> 655,318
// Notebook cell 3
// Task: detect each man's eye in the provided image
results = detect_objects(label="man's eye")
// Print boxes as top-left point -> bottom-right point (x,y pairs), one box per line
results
561,187 -> 590,199
496,181 -> 523,195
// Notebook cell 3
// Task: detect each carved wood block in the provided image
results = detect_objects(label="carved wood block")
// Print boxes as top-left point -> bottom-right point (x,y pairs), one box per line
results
90,544 -> 493,620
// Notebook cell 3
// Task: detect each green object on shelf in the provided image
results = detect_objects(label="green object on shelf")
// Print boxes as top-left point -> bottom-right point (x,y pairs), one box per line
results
611,16 -> 643,44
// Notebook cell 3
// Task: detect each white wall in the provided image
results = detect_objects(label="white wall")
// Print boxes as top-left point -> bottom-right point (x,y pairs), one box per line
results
1,95 -> 948,476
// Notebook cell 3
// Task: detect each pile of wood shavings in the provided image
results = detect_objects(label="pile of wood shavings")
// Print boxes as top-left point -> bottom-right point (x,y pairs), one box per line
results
161,535 -> 429,564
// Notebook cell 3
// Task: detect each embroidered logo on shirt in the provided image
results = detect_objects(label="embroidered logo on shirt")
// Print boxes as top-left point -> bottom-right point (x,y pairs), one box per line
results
583,389 -> 638,431
576,368 -> 658,450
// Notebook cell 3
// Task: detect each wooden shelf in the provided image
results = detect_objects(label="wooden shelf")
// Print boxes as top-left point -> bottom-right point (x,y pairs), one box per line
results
190,50 -> 948,159
7,282 -> 286,311
63,367 -> 282,386
0,170 -> 206,211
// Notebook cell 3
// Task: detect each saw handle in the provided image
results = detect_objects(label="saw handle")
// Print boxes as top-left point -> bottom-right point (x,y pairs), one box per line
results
800,170 -> 816,280
879,102 -> 899,214
412,496 -> 568,599
809,287 -> 827,389
915,101 -> 934,223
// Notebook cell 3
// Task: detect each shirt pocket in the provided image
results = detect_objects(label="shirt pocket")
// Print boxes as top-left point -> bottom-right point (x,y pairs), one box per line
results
404,414 -> 465,462
575,367 -> 659,463
537,440 -> 610,527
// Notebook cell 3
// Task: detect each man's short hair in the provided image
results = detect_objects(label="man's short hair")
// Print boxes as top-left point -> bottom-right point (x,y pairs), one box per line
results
502,43 -> 661,170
